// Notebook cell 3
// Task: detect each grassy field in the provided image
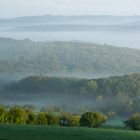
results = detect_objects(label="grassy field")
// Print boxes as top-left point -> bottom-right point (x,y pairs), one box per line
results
0,125 -> 140,140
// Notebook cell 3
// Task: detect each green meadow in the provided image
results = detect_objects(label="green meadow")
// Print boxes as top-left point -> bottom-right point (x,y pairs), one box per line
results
0,125 -> 140,140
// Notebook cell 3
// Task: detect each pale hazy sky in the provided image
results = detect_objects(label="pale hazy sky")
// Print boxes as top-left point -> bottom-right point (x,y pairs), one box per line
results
0,0 -> 140,18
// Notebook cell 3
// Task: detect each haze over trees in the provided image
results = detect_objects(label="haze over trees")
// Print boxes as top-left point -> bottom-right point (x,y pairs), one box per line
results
0,38 -> 140,79
1,74 -> 140,116
1,15 -> 140,48
1,0 -> 140,139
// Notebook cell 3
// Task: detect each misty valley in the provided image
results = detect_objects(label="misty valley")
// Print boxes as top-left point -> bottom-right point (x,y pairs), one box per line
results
0,74 -> 140,117
0,15 -> 140,140
0,37 -> 139,116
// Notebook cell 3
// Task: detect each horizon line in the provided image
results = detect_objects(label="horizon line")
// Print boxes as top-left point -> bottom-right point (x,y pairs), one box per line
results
1,14 -> 140,20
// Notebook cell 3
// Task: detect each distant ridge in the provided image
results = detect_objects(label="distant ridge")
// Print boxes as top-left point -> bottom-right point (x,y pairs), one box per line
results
0,38 -> 139,78
1,15 -> 140,25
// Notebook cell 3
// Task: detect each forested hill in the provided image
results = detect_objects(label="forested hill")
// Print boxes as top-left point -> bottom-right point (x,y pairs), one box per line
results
0,38 -> 140,78
3,74 -> 140,115
6,74 -> 140,96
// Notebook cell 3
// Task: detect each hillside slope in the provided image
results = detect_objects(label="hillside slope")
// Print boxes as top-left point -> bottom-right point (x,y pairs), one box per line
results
2,74 -> 140,115
0,38 -> 140,78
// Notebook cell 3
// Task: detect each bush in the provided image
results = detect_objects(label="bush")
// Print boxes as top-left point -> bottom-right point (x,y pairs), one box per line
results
124,113 -> 140,130
0,105 -> 109,127
6,107 -> 27,124
60,113 -> 71,126
0,107 -> 6,123
80,112 -> 107,128
69,115 -> 81,126
60,113 -> 80,126
26,113 -> 36,125
45,113 -> 59,125
35,113 -> 48,125
98,112 -> 108,123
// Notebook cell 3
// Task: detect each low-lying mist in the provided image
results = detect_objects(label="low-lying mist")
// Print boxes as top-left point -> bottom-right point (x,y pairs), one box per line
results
0,74 -> 139,116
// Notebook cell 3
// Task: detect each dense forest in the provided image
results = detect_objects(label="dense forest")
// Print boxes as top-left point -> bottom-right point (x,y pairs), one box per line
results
1,74 -> 140,116
0,38 -> 140,78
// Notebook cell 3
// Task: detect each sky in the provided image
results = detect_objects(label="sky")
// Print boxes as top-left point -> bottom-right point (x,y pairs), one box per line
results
0,0 -> 140,18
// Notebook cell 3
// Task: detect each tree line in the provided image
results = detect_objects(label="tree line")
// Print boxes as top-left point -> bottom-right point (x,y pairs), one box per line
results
0,106 -> 107,128
1,105 -> 140,131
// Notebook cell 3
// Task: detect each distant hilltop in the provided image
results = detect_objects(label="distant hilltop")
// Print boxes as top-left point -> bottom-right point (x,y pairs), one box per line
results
0,38 -> 139,78
1,15 -> 140,26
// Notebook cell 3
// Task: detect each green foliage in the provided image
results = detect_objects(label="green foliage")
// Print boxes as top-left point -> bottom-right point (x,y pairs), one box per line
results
60,113 -> 72,126
80,112 -> 107,128
6,74 -> 140,115
6,107 -> 26,124
0,38 -> 140,76
0,105 -> 107,127
60,113 -> 80,126
35,113 -> 48,125
45,113 -> 59,126
68,115 -> 81,126
0,107 -> 6,123
124,113 -> 140,130
26,113 -> 36,125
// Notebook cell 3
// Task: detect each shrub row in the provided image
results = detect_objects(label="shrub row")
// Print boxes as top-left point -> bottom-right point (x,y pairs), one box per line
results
0,107 -> 107,128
